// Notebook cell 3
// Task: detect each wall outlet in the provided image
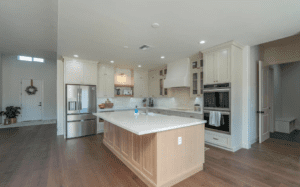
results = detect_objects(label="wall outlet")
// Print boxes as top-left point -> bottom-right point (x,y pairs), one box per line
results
178,137 -> 182,145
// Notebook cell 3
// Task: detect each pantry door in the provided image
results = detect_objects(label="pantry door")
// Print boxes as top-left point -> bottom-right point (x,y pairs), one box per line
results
258,61 -> 270,143
21,79 -> 43,121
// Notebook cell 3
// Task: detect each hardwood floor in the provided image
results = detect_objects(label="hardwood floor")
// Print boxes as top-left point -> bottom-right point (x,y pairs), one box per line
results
0,124 -> 299,187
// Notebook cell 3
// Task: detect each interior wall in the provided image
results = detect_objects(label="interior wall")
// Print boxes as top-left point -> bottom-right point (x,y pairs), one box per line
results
249,45 -> 260,145
57,60 -> 64,135
273,64 -> 282,119
280,61 -> 300,129
0,54 -> 2,123
2,54 -> 57,122
260,34 -> 300,66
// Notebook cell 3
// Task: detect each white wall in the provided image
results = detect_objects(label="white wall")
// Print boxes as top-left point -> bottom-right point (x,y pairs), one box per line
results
273,64 -> 282,119
249,45 -> 260,146
57,60 -> 64,135
0,54 -> 2,123
2,54 -> 57,122
280,61 -> 300,129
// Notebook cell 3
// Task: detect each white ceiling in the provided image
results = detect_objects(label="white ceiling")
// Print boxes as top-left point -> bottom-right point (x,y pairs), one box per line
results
2,1 -> 300,68
0,0 -> 58,59
58,0 -> 300,69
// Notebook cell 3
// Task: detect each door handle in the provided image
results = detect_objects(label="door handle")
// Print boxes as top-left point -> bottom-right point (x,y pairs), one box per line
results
38,102 -> 42,106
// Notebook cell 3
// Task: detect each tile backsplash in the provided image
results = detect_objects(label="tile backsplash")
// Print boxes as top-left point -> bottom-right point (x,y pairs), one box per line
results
98,87 -> 203,111
154,87 -> 203,110
97,97 -> 147,109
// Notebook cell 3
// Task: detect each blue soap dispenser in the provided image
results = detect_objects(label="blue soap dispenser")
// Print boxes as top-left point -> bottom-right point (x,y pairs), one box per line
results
135,106 -> 138,114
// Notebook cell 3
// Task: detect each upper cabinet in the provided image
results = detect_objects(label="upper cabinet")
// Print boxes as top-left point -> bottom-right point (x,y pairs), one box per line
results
64,57 -> 98,85
98,64 -> 115,98
148,65 -> 168,98
189,52 -> 203,98
134,70 -> 148,98
202,41 -> 242,85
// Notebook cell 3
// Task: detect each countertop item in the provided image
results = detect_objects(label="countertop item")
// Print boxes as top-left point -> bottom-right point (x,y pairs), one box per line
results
97,107 -> 203,114
93,111 -> 206,135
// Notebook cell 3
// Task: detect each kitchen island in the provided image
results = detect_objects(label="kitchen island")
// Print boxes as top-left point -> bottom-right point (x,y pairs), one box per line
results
93,111 -> 206,187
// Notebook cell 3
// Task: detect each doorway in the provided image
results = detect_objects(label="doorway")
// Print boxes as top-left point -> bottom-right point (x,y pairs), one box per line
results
21,79 -> 43,121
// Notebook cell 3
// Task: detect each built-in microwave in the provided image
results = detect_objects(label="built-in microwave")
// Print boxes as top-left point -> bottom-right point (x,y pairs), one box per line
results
203,83 -> 230,111
204,110 -> 231,134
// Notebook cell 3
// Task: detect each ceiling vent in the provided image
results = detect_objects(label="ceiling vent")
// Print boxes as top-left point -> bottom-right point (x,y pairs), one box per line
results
139,45 -> 150,50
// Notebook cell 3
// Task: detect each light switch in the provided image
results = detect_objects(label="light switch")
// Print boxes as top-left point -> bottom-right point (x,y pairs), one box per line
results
178,137 -> 182,145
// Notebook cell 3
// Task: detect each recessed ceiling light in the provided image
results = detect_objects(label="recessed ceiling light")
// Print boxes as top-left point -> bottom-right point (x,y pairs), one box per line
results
151,23 -> 160,28
138,65 -> 141,67
74,55 -> 78,57
200,41 -> 206,44
124,46 -> 129,48
110,61 -> 114,63
161,56 -> 165,59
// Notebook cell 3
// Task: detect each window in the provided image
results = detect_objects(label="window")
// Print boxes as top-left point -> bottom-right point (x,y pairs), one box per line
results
18,56 -> 32,61
18,56 -> 44,63
33,58 -> 44,63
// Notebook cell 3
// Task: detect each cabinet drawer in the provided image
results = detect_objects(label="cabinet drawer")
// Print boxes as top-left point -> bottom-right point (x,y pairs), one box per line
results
205,131 -> 231,148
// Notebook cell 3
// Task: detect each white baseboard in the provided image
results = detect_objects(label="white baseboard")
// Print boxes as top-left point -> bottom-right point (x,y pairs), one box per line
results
250,137 -> 258,145
97,130 -> 104,134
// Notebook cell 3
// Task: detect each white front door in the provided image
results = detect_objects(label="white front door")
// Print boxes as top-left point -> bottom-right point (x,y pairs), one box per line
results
259,61 -> 270,143
21,79 -> 43,121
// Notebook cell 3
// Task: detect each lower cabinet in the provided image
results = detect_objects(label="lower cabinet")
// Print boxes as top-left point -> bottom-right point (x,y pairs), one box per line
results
104,122 -> 157,182
205,130 -> 231,148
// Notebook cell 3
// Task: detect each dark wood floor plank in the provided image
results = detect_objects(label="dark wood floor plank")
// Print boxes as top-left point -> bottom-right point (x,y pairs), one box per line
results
1,124 -> 300,187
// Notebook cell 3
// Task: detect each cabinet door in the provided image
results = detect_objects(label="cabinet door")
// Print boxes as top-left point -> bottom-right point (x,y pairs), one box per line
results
105,66 -> 115,97
84,62 -> 98,85
203,52 -> 215,85
190,70 -> 201,97
65,60 -> 84,84
148,71 -> 159,97
216,48 -> 231,83
97,64 -> 114,97
134,70 -> 148,98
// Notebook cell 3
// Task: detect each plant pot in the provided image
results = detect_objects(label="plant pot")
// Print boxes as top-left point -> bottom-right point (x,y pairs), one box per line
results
4,118 -> 17,125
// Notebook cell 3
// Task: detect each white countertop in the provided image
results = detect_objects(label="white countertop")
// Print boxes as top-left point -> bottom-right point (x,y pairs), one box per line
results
93,111 -> 206,135
98,107 -> 203,114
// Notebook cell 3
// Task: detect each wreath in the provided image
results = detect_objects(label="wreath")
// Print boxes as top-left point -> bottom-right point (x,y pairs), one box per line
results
25,86 -> 38,95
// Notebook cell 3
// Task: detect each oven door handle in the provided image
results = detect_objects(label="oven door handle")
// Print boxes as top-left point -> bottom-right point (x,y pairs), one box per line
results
203,110 -> 230,115
204,88 -> 230,93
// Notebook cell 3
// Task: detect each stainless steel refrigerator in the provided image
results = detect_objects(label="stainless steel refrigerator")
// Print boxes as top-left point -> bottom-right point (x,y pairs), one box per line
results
66,84 -> 97,139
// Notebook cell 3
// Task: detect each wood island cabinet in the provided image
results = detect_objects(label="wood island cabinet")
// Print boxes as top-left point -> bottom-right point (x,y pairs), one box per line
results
103,121 -> 204,187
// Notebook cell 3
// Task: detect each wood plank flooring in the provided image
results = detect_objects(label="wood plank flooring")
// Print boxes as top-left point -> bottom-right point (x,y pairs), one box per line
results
0,124 -> 300,187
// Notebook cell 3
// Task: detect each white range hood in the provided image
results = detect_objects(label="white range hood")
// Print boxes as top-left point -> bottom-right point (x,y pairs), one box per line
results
164,58 -> 190,88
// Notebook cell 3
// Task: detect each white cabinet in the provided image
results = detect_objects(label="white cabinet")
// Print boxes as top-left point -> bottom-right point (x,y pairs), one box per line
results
203,47 -> 231,84
134,70 -> 148,98
148,70 -> 160,97
190,52 -> 203,97
98,64 -> 115,98
205,130 -> 231,149
84,62 -> 98,85
65,60 -> 84,84
64,57 -> 98,85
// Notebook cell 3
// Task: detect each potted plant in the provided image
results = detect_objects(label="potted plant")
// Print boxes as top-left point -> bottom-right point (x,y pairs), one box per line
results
0,106 -> 21,125
142,98 -> 147,107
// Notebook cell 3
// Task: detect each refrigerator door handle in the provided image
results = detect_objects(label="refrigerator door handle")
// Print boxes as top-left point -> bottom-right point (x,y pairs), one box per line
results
77,89 -> 81,110
80,88 -> 82,110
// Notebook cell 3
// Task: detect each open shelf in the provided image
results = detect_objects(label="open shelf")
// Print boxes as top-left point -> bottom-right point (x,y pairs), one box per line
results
115,84 -> 134,87
115,95 -> 134,97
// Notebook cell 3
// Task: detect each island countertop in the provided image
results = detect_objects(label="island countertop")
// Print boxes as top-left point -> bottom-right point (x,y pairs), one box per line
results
93,111 -> 206,135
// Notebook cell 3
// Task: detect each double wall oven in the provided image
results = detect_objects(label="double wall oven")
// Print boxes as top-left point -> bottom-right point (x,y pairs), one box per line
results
204,83 -> 231,134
